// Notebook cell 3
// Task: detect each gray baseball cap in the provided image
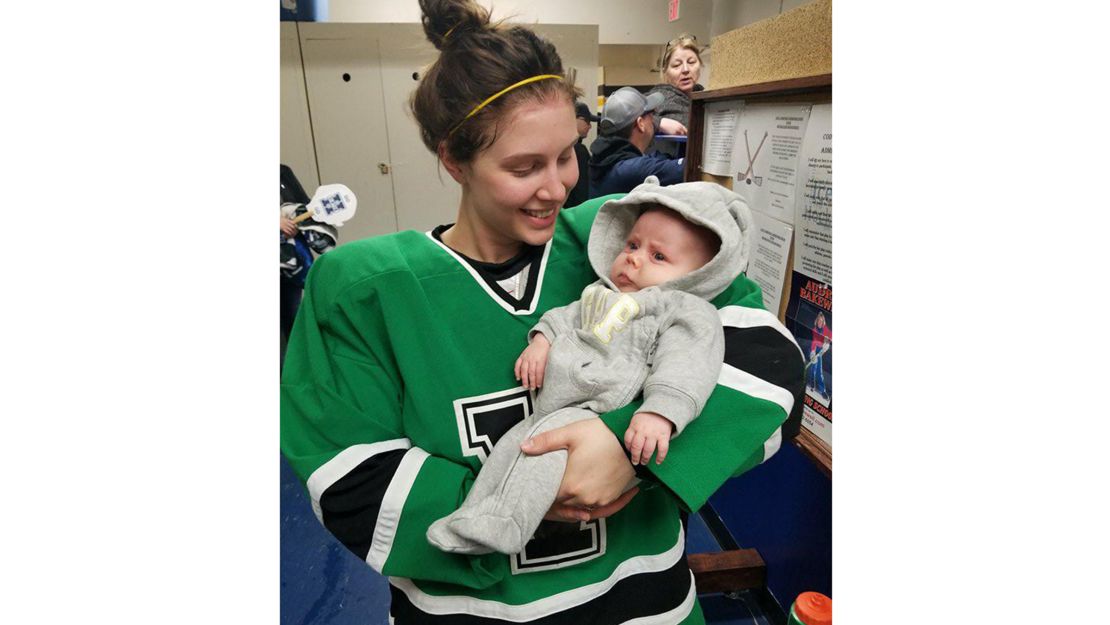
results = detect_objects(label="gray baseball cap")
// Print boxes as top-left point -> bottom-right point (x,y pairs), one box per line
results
599,87 -> 664,135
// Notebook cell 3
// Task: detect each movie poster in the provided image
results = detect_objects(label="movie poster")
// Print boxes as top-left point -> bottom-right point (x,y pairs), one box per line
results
785,103 -> 832,446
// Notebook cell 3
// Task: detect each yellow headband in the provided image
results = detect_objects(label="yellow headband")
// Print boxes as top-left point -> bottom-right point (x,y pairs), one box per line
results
448,74 -> 563,136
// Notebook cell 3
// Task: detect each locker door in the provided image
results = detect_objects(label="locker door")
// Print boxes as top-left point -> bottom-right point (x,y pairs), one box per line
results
280,23 -> 320,192
377,25 -> 461,233
301,34 -> 398,242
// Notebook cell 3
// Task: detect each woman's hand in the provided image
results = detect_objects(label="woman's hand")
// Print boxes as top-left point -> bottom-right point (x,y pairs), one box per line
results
521,418 -> 638,522
658,117 -> 688,136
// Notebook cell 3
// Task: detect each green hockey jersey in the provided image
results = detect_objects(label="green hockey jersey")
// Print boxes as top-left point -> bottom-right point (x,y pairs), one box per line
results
280,194 -> 805,624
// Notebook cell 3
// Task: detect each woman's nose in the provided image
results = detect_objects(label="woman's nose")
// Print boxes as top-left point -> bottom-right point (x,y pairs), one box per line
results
536,164 -> 566,203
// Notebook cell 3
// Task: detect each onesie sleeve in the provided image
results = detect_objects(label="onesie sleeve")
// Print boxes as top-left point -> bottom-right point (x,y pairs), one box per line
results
280,252 -> 508,589
530,299 -> 581,341
638,297 -> 724,435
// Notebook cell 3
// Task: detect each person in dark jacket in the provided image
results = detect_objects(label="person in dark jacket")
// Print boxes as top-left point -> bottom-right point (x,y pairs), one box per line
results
566,102 -> 598,208
588,87 -> 684,198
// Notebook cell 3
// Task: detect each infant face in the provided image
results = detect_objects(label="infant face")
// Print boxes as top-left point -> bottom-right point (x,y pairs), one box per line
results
609,208 -> 716,292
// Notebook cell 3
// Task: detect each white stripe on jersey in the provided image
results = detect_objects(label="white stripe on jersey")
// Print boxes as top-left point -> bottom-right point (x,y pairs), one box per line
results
719,363 -> 796,418
388,525 -> 686,620
367,448 -> 430,572
718,305 -> 804,359
763,427 -> 783,460
619,572 -> 696,624
717,305 -> 799,463
306,439 -> 413,523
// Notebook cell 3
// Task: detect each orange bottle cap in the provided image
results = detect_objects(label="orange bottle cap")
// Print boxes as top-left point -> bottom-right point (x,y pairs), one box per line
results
794,591 -> 832,625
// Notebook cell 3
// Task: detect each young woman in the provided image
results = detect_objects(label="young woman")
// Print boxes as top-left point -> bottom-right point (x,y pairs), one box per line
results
280,1 -> 804,622
648,34 -> 705,136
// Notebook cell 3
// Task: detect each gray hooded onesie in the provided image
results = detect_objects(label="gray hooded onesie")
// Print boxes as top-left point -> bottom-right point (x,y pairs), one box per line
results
427,176 -> 754,555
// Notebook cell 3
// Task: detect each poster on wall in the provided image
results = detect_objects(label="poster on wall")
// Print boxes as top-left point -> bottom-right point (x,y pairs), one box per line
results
746,210 -> 793,317
784,102 -> 832,447
700,101 -> 742,177
729,103 -> 812,225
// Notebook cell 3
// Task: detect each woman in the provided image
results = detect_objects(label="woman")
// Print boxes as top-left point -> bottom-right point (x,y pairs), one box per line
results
648,34 -> 705,136
280,1 -> 802,622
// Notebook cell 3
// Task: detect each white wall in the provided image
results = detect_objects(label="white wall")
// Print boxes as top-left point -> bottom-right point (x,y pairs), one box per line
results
327,0 -> 713,45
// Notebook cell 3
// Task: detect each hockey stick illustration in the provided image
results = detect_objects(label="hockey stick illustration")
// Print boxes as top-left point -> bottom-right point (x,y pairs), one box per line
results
738,130 -> 769,183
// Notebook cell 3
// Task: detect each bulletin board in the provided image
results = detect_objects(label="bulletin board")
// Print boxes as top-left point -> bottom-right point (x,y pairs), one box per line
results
684,74 -> 832,475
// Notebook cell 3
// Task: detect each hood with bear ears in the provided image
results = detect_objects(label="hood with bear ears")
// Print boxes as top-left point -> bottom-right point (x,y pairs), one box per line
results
587,176 -> 753,301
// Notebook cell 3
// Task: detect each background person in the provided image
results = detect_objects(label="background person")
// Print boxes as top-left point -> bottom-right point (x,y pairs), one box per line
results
566,101 -> 598,208
280,0 -> 804,622
647,33 -> 705,137
588,86 -> 684,197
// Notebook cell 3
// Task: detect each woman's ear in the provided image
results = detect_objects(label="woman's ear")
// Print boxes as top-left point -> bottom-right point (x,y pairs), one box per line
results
438,142 -> 467,184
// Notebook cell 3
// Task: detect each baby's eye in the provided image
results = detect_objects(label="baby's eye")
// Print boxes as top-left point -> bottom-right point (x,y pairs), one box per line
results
627,242 -> 639,250
653,252 -> 666,261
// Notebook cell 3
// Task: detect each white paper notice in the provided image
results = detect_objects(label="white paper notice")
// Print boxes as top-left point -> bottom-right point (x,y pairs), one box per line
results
793,103 -> 832,284
731,104 -> 811,225
746,210 -> 794,317
700,102 -> 742,176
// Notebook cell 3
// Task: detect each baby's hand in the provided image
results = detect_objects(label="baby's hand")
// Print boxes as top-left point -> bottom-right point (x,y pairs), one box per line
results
514,334 -> 551,390
624,412 -> 675,465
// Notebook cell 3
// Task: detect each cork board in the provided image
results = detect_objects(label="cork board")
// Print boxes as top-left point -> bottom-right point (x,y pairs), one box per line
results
708,0 -> 831,89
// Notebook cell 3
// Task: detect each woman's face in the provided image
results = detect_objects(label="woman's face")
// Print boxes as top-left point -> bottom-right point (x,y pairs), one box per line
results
664,48 -> 701,93
457,98 -> 580,249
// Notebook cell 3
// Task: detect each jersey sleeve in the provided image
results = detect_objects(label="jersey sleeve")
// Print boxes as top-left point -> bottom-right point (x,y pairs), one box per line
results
598,277 -> 806,512
280,252 -> 508,589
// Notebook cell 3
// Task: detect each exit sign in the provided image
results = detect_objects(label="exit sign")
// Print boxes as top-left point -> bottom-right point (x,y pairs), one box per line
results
669,0 -> 680,22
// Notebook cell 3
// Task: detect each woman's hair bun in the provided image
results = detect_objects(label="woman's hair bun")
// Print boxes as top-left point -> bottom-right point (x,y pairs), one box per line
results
419,0 -> 491,51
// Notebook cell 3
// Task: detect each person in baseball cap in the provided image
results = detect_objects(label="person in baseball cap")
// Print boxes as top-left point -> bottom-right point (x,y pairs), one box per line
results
588,87 -> 683,197
567,102 -> 600,208
575,101 -> 600,124
598,87 -> 664,135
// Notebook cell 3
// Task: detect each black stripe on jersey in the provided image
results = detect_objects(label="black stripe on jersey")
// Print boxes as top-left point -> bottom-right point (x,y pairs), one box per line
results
723,325 -> 806,440
388,554 -> 692,624
317,448 -> 408,560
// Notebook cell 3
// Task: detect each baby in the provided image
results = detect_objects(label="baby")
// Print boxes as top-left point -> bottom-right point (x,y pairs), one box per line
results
427,176 -> 752,555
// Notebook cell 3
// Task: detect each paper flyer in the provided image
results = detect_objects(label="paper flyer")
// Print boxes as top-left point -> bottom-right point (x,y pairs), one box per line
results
784,102 -> 831,447
746,210 -> 793,317
793,103 -> 832,284
700,101 -> 742,177
730,103 -> 811,225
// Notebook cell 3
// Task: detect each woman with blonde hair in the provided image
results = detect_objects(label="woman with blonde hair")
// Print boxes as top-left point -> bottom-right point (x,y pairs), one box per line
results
648,33 -> 705,136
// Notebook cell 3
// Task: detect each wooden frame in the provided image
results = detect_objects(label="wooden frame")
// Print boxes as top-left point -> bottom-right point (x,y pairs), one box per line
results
684,74 -> 832,184
683,74 -> 834,477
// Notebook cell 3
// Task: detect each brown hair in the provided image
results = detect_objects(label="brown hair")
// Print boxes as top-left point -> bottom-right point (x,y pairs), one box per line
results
410,0 -> 581,164
659,33 -> 702,80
